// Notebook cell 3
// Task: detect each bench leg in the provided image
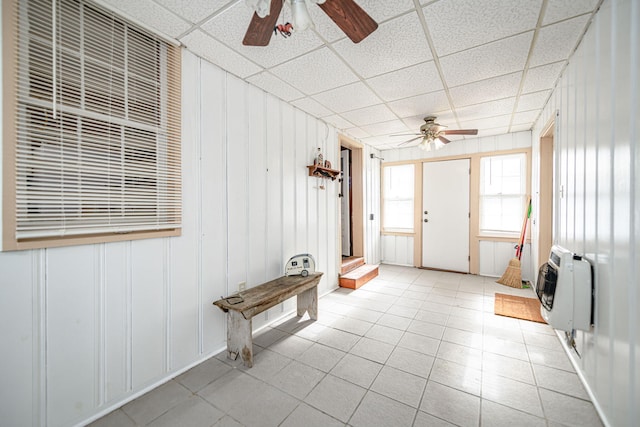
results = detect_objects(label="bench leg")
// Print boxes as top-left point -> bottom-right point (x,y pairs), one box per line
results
297,286 -> 318,320
227,311 -> 253,368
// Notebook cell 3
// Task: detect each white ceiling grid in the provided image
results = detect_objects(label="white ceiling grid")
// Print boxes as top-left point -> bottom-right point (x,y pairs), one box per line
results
100,0 -> 602,150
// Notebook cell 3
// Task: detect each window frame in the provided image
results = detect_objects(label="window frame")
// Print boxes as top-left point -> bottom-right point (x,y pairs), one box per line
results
2,0 -> 182,251
381,162 -> 416,234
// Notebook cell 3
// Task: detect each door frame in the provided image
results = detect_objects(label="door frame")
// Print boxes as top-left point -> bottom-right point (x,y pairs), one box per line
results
339,134 -> 364,260
537,116 -> 555,268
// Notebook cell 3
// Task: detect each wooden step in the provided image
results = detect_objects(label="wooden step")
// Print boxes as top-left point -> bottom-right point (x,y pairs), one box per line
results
341,256 -> 365,275
339,264 -> 379,289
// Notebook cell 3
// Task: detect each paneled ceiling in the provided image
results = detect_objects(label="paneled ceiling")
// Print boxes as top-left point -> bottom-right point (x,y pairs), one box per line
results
100,0 -> 601,150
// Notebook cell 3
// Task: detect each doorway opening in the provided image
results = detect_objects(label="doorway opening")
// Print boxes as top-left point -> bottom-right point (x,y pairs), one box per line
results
341,147 -> 353,257
338,135 -> 364,261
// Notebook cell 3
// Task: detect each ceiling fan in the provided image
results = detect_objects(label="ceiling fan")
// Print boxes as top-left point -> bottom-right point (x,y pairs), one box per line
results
243,0 -> 378,46
394,116 -> 478,151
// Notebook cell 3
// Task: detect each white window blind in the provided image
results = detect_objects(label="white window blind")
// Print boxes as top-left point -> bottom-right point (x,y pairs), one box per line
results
383,164 -> 414,232
13,0 -> 181,240
479,153 -> 527,234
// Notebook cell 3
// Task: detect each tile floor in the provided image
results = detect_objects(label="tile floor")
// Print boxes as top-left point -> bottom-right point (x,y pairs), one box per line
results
90,265 -> 603,427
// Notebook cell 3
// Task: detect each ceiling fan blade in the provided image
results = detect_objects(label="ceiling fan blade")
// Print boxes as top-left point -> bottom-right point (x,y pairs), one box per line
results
242,0 -> 283,46
443,129 -> 478,136
318,0 -> 378,43
438,135 -> 451,144
397,136 -> 422,146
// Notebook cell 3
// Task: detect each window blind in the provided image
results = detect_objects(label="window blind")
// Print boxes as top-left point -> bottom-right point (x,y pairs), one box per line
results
13,0 -> 181,240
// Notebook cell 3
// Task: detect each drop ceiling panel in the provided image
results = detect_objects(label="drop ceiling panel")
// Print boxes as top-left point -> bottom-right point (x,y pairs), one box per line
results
512,110 -> 540,125
344,127 -> 371,139
270,47 -> 359,95
455,98 -> 517,122
440,32 -> 533,87
181,30 -> 262,78
543,0 -> 600,25
102,0 -> 191,37
388,91 -> 450,118
312,82 -> 382,113
521,61 -> 565,93
246,72 -> 304,102
459,114 -> 512,130
332,12 -> 432,79
355,0 -> 416,23
529,15 -> 591,67
154,0 -> 230,25
341,104 -> 398,127
366,61 -> 442,102
449,72 -> 522,107
291,97 -> 333,117
423,0 -> 542,56
322,115 -> 355,130
360,119 -> 411,137
517,91 -> 551,112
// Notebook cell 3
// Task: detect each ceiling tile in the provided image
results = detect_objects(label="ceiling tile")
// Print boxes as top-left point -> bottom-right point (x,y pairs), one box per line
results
510,123 -> 533,132
440,32 -> 533,87
354,0 -> 416,23
388,91 -> 450,118
455,98 -> 516,122
270,47 -> 359,95
366,61 -> 443,102
402,111 -> 456,131
341,104 -> 398,127
332,12 -> 432,79
512,110 -> 540,125
521,61 -> 565,93
477,127 -> 510,137
360,119 -> 411,137
180,30 -> 262,78
291,97 -> 334,117
344,127 -> 371,139
312,82 -> 382,113
449,72 -> 522,107
322,115 -> 355,129
154,0 -> 229,24
423,0 -> 542,56
516,91 -> 551,112
246,72 -> 304,101
529,15 -> 591,67
101,0 -> 190,37
459,114 -> 512,130
201,3 -> 324,69
543,0 -> 599,25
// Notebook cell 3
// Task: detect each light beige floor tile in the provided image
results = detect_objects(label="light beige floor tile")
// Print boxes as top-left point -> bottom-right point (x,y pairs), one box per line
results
413,410 -> 457,426
397,331 -> 440,356
268,334 -> 314,359
269,360 -> 326,399
532,364 -> 590,400
146,396 -> 224,427
212,415 -> 244,427
483,335 -> 529,361
331,316 -> 374,336
349,391 -> 417,427
239,348 -> 292,381
349,337 -> 395,364
304,374 -> 366,423
376,313 -> 412,330
199,370 -> 264,412
280,403 -> 344,427
87,409 -> 135,427
121,381 -> 191,425
481,399 -> 546,427
442,327 -> 483,349
316,327 -> 360,352
370,365 -> 427,407
523,330 -> 563,350
539,389 -> 603,427
482,373 -> 543,417
385,346 -> 435,378
482,352 -> 535,384
226,381 -> 299,427
364,323 -> 404,345
429,358 -> 481,396
175,356 -> 233,392
414,309 -> 448,325
446,314 -> 483,333
297,342 -> 346,372
436,341 -> 482,370
407,319 -> 445,340
330,353 -> 383,388
253,327 -> 289,348
420,381 -> 480,427
526,344 -> 575,372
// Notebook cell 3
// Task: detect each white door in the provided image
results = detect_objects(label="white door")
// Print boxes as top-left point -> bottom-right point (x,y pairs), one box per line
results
341,149 -> 351,257
422,159 -> 470,272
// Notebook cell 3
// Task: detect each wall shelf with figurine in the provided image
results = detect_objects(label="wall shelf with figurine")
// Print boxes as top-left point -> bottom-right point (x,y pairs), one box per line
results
307,164 -> 341,181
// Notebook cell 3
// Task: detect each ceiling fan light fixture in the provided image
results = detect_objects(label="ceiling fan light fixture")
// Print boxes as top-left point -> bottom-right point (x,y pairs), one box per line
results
291,0 -> 314,31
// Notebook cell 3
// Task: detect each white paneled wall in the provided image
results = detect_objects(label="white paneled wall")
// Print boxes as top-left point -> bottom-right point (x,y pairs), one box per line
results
0,49 -> 373,426
478,241 -> 532,281
381,234 -> 414,266
532,1 -> 639,425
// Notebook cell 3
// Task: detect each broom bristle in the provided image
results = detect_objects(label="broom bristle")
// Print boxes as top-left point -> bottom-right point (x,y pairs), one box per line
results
497,258 -> 523,288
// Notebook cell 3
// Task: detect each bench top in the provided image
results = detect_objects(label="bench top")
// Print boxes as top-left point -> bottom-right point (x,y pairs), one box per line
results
213,273 -> 323,319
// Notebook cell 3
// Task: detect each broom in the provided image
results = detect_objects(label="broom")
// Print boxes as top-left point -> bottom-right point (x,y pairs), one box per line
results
497,197 -> 532,288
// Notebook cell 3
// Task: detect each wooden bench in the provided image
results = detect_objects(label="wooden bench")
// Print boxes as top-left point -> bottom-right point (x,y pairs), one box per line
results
213,272 -> 323,367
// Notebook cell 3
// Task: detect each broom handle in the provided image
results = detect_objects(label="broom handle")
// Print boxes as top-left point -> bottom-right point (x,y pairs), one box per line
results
516,198 -> 532,260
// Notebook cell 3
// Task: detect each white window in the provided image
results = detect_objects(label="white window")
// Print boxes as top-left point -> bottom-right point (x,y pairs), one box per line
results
383,164 -> 414,233
4,0 -> 182,249
479,153 -> 527,234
